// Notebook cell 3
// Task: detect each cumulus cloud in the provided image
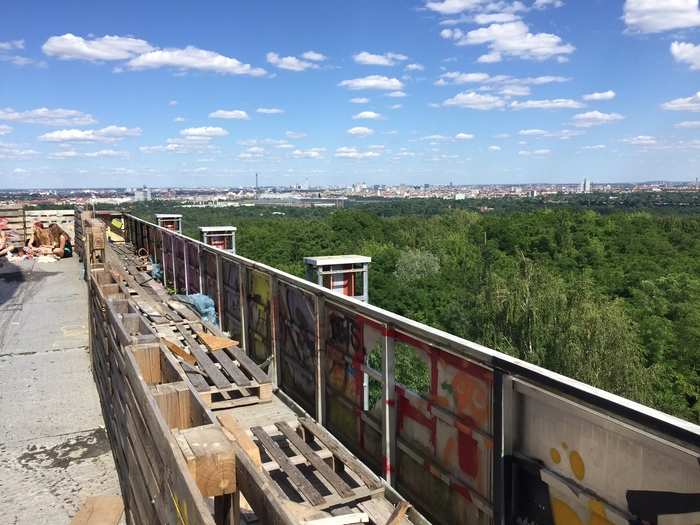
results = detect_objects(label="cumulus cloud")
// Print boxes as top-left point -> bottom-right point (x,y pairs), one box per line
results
387,91 -> 407,98
128,46 -> 266,76
511,98 -> 584,109
624,0 -> 700,33
671,42 -> 700,71
347,126 -> 374,136
661,92 -> 700,112
266,52 -> 319,71
209,109 -> 250,120
675,120 -> 700,128
488,145 -> 501,151
353,111 -> 382,120
582,144 -> 606,150
335,146 -> 380,159
443,91 -> 505,110
350,97 -> 370,104
42,33 -> 153,60
180,126 -> 229,138
425,0 -> 488,14
339,75 -> 404,90
0,39 -> 24,51
301,50 -> 327,62
474,13 -> 521,24
353,51 -> 408,66
0,107 -> 96,126
572,110 -> 624,127
582,90 -> 616,101
622,135 -> 656,145
405,63 -> 424,71
435,72 -> 568,91
534,0 -> 563,8
0,124 -> 12,135
256,107 -> 284,114
292,147 -> 325,159
455,132 -> 475,140
39,125 -> 141,143
440,21 -> 574,62
519,129 -> 548,136
518,148 -> 551,156
50,148 -> 128,159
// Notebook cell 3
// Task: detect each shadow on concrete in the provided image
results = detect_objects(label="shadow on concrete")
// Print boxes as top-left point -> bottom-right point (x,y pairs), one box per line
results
0,259 -> 58,308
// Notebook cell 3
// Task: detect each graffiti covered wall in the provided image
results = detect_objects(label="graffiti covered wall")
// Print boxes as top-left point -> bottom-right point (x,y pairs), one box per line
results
246,269 -> 273,364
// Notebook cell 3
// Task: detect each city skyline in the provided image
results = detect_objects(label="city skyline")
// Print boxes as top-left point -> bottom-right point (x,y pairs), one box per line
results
2,1 -> 700,188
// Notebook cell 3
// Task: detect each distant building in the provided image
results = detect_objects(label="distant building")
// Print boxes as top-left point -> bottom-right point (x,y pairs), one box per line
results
582,178 -> 592,194
133,185 -> 152,202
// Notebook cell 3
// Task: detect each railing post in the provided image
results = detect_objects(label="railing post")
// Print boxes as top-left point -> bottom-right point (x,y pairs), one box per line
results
215,253 -> 224,330
269,275 -> 279,389
316,296 -> 327,425
381,327 -> 396,486
183,239 -> 189,294
239,265 -> 250,356
493,370 -> 508,525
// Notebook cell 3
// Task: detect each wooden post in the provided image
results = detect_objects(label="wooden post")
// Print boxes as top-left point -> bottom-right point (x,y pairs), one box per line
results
316,296 -> 326,425
269,275 -> 279,388
215,253 -> 224,330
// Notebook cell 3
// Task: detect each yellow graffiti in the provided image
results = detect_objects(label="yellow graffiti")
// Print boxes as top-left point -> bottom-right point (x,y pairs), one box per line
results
569,450 -> 585,481
550,448 -> 562,464
588,500 -> 614,525
551,498 -> 583,525
169,487 -> 190,525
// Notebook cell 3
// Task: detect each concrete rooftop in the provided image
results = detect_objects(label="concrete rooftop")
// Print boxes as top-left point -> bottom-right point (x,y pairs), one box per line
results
0,256 -> 120,524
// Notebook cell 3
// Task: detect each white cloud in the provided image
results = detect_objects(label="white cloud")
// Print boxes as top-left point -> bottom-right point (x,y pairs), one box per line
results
174,116 -> 186,122
671,42 -> 700,71
387,91 -> 407,98
350,97 -> 370,104
347,126 -> 374,136
127,46 -> 266,76
286,131 -> 307,139
499,85 -> 530,97
353,111 -> 382,120
0,125 -> 12,135
0,107 -> 96,126
519,148 -> 551,156
42,33 -> 153,61
582,144 -> 606,150
50,148 -> 128,159
168,100 -> 178,106
425,0 -> 487,15
441,21 -> 574,62
455,132 -> 475,140
676,120 -> 700,128
519,128 -> 548,136
39,125 -> 141,143
266,52 -> 318,71
661,92 -> 700,112
405,63 -> 424,71
301,50 -> 327,62
582,90 -> 616,101
534,0 -> 563,8
335,146 -> 380,159
624,0 -> 700,33
353,51 -> 408,66
477,51 -> 503,63
488,145 -> 502,151
256,107 -> 284,114
421,134 -> 451,141
0,142 -> 39,159
572,110 -> 624,127
622,135 -> 656,145
0,40 -> 24,51
339,75 -> 404,90
390,104 -> 403,110
443,91 -> 505,110
474,13 -> 521,24
292,148 -> 325,159
209,109 -> 250,120
180,126 -> 228,138
511,98 -> 584,109
435,71 -> 568,88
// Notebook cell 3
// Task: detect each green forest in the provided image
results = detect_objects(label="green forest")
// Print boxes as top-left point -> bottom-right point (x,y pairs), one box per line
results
129,194 -> 700,423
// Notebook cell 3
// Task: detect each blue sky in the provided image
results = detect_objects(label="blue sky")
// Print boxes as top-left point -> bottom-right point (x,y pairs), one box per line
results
2,0 -> 700,189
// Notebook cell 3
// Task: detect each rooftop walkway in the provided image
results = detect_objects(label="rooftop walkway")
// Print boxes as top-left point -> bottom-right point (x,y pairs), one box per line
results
0,256 -> 121,524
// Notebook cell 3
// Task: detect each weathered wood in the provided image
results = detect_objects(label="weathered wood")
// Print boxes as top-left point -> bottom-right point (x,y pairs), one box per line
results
69,496 -> 124,525
198,331 -> 238,351
250,426 -> 326,507
212,350 -> 252,387
218,414 -> 262,466
304,513 -> 369,525
180,424 -> 236,497
275,422 -> 355,499
386,501 -> 412,525
299,417 -> 382,491
161,336 -> 197,365
177,325 -> 231,389
228,346 -> 270,385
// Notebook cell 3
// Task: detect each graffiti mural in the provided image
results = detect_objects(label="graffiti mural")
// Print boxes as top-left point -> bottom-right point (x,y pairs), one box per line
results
221,258 -> 242,342
201,249 -> 218,311
246,269 -> 272,363
173,237 -> 186,293
277,282 -> 317,416
511,384 -> 700,525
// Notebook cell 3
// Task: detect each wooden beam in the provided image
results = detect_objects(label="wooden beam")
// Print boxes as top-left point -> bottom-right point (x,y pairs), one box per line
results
161,337 -> 196,365
386,501 -> 411,525
180,425 -> 236,497
197,331 -> 238,351
217,414 -> 262,467
69,496 -> 124,525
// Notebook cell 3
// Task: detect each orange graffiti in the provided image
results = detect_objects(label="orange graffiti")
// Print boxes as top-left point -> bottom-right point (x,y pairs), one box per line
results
551,498 -> 583,525
588,500 -> 614,525
550,448 -> 562,464
569,450 -> 585,481
450,371 -> 489,427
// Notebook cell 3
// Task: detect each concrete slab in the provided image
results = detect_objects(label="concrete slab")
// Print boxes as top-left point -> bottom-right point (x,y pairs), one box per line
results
0,257 -> 121,524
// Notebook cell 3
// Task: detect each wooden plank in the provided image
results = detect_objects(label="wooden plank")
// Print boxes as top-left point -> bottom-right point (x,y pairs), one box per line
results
299,417 -> 382,491
304,513 -> 369,525
181,361 -> 212,392
275,422 -> 355,499
197,331 -> 238,351
69,496 -> 124,525
217,414 -> 261,466
211,350 -> 252,387
177,325 -> 231,389
161,337 -> 196,365
386,501 -> 411,525
228,346 -> 269,385
181,425 -> 236,497
250,426 -> 326,507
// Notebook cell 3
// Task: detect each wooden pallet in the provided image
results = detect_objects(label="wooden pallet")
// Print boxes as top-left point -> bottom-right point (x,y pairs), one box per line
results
249,418 -> 384,513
